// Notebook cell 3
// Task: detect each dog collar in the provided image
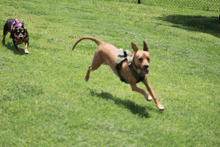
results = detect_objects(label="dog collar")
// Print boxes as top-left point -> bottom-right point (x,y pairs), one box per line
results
129,62 -> 145,83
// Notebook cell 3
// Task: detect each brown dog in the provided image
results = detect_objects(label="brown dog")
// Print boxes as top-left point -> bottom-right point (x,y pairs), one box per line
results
72,36 -> 164,110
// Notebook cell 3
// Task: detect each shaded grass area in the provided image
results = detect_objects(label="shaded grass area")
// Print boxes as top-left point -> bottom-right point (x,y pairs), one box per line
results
0,0 -> 220,146
159,15 -> 220,38
104,0 -> 220,11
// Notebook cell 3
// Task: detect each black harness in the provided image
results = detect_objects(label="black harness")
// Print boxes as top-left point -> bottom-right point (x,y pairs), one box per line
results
115,49 -> 145,83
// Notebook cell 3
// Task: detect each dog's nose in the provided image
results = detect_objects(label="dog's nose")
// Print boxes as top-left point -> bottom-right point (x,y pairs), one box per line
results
144,64 -> 149,68
19,35 -> 23,39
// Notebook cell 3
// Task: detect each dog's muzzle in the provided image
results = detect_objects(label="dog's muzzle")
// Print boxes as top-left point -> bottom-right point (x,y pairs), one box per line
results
141,64 -> 149,74
19,33 -> 23,40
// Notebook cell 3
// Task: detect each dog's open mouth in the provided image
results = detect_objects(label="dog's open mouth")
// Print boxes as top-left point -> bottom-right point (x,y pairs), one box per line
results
141,68 -> 149,74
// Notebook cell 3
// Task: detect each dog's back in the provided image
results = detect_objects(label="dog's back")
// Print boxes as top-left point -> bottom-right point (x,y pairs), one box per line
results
5,18 -> 15,32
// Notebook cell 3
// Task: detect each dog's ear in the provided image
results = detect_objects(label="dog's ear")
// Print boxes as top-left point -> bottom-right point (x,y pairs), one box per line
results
143,40 -> 148,52
131,41 -> 139,52
23,25 -> 27,32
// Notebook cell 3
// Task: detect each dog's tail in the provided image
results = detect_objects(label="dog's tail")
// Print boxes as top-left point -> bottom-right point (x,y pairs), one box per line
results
72,36 -> 103,50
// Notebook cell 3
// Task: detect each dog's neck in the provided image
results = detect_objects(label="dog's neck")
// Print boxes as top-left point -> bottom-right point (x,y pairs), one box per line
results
131,58 -> 139,71
129,59 -> 145,83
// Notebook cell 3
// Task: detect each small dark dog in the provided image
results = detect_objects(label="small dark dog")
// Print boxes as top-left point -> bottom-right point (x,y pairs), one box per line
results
2,18 -> 29,54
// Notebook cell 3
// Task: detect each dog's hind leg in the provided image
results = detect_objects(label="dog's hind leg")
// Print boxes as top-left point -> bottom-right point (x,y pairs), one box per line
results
85,50 -> 103,81
2,24 -> 8,42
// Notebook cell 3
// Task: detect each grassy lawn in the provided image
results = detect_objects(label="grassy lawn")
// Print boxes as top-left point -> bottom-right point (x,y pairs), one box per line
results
0,0 -> 219,146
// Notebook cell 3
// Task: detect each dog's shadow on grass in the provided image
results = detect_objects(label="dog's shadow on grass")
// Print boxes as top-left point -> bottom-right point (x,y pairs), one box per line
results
2,42 -> 26,55
89,89 -> 159,118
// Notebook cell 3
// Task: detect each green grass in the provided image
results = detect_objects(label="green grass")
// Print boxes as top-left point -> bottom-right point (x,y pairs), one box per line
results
0,0 -> 220,146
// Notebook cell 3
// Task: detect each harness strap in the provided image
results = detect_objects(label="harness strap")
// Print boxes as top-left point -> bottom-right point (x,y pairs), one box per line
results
129,63 -> 145,83
116,49 -> 130,83
116,66 -> 127,83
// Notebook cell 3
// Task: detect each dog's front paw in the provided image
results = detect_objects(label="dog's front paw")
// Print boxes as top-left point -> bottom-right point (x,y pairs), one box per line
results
146,95 -> 152,101
25,50 -> 29,54
156,104 -> 164,111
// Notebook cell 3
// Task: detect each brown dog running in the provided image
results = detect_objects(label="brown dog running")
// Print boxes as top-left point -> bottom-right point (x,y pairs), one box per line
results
72,36 -> 164,110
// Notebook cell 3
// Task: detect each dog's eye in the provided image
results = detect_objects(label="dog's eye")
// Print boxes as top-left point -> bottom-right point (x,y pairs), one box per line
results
147,58 -> 150,62
139,58 -> 143,61
16,32 -> 20,35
